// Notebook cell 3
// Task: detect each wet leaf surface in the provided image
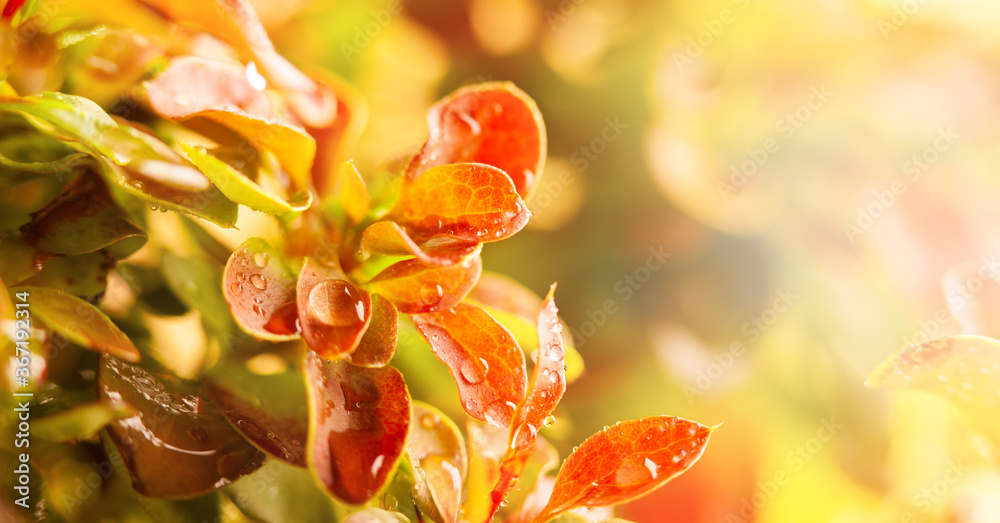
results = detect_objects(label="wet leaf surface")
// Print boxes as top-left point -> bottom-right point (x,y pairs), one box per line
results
491,285 -> 566,516
223,238 -> 301,341
297,257 -> 372,359
407,402 -> 467,523
34,400 -> 134,443
204,357 -> 309,467
20,250 -> 115,301
530,416 -> 715,522
368,252 -> 482,314
360,220 -> 478,267
97,355 -> 267,498
13,285 -> 139,362
390,163 -> 530,244
304,354 -> 411,505
405,82 -> 546,198
412,302 -> 526,427
348,294 -> 397,368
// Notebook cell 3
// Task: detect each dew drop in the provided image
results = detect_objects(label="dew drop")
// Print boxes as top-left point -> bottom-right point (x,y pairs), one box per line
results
308,280 -> 368,327
484,401 -> 515,427
460,359 -> 486,384
249,274 -> 267,290
252,303 -> 265,317
512,423 -> 537,451
253,252 -> 269,268
421,284 -> 444,307
543,415 -> 556,428
230,283 -> 243,296
548,343 -> 566,360
464,398 -> 480,413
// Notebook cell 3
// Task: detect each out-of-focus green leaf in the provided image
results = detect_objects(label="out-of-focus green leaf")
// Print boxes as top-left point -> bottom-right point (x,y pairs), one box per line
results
867,335 -> 1000,449
13,285 -> 139,362
97,355 -> 267,498
21,170 -> 146,258
161,253 -> 235,336
479,304 -> 584,385
204,356 -> 309,467
343,508 -> 409,522
34,400 -> 134,442
226,459 -> 342,523
20,251 -> 113,300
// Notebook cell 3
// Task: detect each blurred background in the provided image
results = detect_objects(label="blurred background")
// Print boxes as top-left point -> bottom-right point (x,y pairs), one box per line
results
258,0 -> 1000,520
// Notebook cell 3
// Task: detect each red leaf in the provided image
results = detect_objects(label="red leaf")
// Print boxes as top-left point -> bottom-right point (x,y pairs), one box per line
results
2,0 -> 26,18
412,303 -> 526,427
361,220 -> 479,267
347,294 -> 398,368
531,416 -> 715,522
223,238 -> 301,340
297,257 -> 372,359
145,56 -> 272,120
489,284 -> 566,516
405,82 -> 546,198
368,252 -> 482,314
390,163 -> 530,244
304,354 -> 411,505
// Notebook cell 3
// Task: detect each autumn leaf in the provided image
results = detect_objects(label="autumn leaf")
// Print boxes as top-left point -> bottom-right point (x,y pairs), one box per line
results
203,357 -> 310,467
530,416 -> 715,522
348,294 -> 398,367
360,220 -> 479,267
13,286 -> 139,362
304,354 -> 411,505
406,82 -> 546,198
390,163 -> 530,244
98,355 -> 267,498
367,251 -> 482,314
867,335 -> 1000,448
297,257 -> 372,359
407,402 -> 468,523
490,284 -> 566,517
412,302 -> 527,427
223,238 -> 301,341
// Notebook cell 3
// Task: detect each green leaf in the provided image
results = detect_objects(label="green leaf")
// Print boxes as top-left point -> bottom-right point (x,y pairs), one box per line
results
34,400 -> 134,442
180,142 -> 311,218
161,253 -> 235,336
20,251 -> 114,301
13,285 -> 140,362
226,459 -> 343,523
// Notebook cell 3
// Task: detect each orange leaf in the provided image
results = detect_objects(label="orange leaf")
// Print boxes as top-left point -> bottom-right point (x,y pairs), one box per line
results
348,294 -> 398,368
531,416 -> 715,522
405,82 -> 546,198
412,303 -> 526,427
368,252 -> 482,314
308,70 -> 369,197
146,57 -> 317,190
297,257 -> 371,360
390,163 -> 530,244
223,238 -> 301,341
141,0 -> 336,127
490,284 -> 566,516
408,402 -> 468,523
360,221 -> 479,267
304,354 -> 411,505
